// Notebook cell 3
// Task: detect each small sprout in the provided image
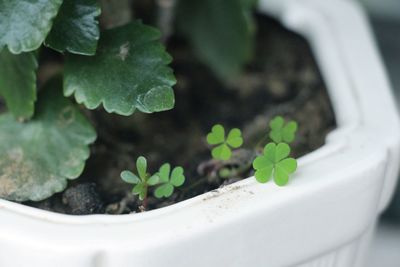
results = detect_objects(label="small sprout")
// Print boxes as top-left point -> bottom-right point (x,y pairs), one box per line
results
207,124 -> 243,160
154,163 -> 185,198
120,156 -> 159,201
252,142 -> 297,186
269,116 -> 298,144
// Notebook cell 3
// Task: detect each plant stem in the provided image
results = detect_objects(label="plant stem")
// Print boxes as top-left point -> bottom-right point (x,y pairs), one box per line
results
140,185 -> 148,211
142,197 -> 148,210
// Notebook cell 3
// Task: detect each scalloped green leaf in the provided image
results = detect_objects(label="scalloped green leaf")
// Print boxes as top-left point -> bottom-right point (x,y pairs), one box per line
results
0,0 -> 63,54
0,49 -> 37,120
0,78 -> 96,202
45,0 -> 101,55
64,21 -> 176,115
176,0 -> 255,80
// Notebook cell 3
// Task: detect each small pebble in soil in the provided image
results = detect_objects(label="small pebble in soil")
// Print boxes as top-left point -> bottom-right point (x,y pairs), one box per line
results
62,183 -> 104,215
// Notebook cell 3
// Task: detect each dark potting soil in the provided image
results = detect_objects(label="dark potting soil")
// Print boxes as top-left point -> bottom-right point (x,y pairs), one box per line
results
25,15 -> 336,215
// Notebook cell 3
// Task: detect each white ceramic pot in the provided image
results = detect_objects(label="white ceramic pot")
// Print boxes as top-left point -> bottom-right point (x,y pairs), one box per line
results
1,0 -> 399,266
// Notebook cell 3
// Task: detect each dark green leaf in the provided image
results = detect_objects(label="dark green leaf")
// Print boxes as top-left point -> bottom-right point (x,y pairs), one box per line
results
64,21 -> 176,115
0,0 -> 63,53
0,49 -> 37,120
0,78 -> 96,201
45,0 -> 101,55
176,0 -> 255,80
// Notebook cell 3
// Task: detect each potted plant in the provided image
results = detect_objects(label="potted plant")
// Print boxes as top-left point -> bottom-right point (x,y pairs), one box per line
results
0,0 -> 399,266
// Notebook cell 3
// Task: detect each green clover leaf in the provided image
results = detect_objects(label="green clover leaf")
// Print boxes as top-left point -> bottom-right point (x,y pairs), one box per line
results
154,163 -> 185,198
120,156 -> 159,200
253,142 -> 297,186
207,124 -> 243,160
269,116 -> 298,144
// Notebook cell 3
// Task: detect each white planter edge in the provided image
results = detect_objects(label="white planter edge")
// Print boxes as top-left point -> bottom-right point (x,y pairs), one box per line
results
0,0 -> 399,266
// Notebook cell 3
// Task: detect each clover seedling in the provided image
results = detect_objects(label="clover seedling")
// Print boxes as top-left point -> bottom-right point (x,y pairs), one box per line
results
269,116 -> 298,144
207,124 -> 243,160
154,163 -> 185,198
120,156 -> 159,201
252,143 -> 297,186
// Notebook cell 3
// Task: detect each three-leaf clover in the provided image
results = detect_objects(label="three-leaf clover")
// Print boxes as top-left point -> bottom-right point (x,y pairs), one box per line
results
120,156 -> 159,200
269,116 -> 298,143
252,143 -> 297,186
154,163 -> 185,198
207,124 -> 243,160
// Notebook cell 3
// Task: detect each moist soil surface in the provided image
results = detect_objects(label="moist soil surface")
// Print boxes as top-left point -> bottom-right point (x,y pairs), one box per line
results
26,15 -> 336,215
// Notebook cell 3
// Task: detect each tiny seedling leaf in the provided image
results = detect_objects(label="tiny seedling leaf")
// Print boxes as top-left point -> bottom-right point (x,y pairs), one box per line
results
274,158 -> 297,186
269,116 -> 298,144
226,128 -> 244,148
133,183 -> 144,194
206,124 -> 225,145
212,144 -> 232,161
158,163 -> 171,183
120,170 -> 140,184
154,183 -> 174,198
170,167 -> 185,186
253,142 -> 297,186
136,156 -> 147,180
147,175 -> 160,186
154,164 -> 185,198
207,125 -> 243,160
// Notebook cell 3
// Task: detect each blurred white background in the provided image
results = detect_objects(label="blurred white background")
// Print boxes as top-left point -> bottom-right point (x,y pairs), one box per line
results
357,0 -> 400,266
